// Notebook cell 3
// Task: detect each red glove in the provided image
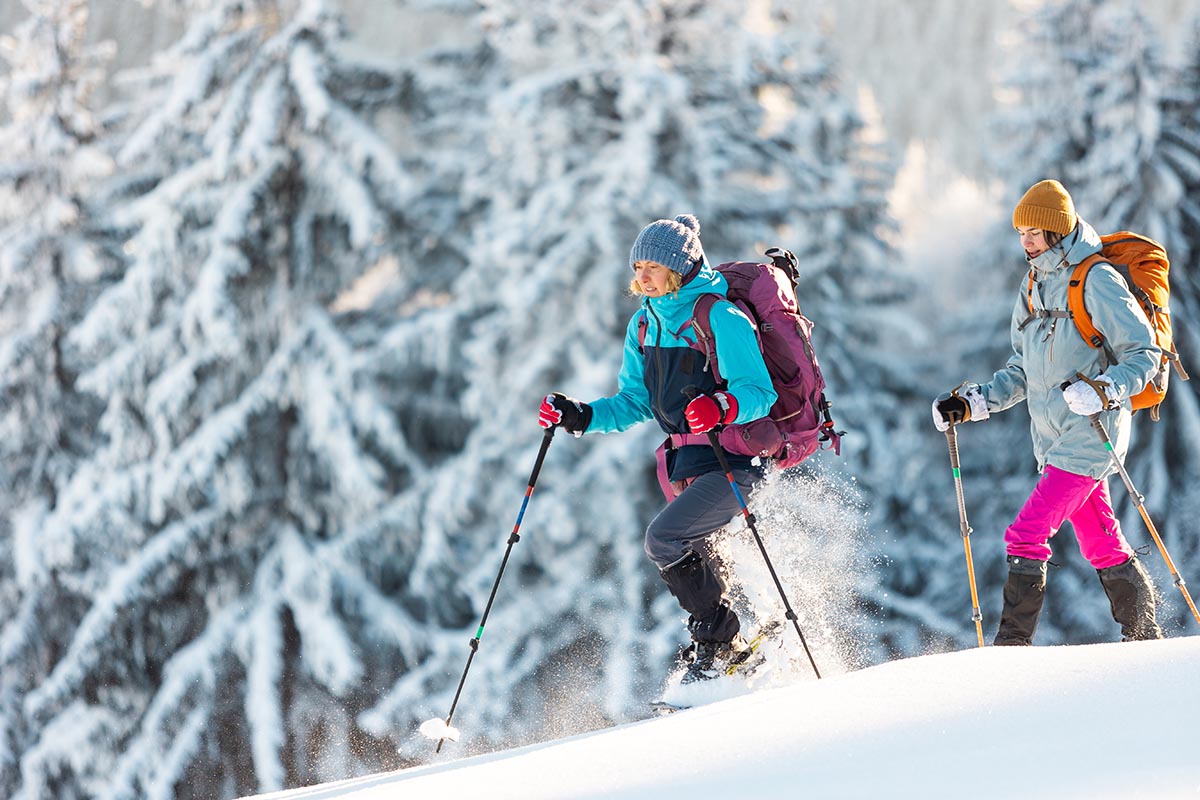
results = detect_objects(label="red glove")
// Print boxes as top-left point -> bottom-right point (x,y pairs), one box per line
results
684,391 -> 738,434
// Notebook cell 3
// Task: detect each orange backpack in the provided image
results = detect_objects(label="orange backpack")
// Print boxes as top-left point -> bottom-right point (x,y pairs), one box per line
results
1026,231 -> 1189,420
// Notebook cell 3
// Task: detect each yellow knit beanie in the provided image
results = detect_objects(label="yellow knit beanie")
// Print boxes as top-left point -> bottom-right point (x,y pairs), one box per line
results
1012,179 -> 1077,235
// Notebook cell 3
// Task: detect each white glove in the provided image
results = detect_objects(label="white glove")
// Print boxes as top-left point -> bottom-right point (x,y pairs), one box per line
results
1062,375 -> 1117,416
932,383 -> 990,432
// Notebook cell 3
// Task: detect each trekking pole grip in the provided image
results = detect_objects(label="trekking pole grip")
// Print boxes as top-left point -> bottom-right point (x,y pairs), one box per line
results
944,427 -> 969,533
683,386 -> 723,455
682,385 -> 747,510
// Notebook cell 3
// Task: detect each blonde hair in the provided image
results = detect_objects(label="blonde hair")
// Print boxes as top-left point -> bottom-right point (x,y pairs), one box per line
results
629,261 -> 683,297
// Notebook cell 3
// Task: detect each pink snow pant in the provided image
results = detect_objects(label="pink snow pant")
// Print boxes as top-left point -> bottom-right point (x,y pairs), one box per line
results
1005,464 -> 1135,569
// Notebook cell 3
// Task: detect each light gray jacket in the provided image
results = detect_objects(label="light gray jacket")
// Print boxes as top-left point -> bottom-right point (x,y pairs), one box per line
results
981,219 -> 1160,479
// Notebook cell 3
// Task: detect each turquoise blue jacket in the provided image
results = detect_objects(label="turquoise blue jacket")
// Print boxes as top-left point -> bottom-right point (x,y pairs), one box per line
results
587,261 -> 777,480
981,219 -> 1160,479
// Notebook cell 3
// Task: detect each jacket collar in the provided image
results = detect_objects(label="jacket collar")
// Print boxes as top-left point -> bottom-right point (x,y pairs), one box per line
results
643,259 -> 726,316
1027,218 -> 1102,277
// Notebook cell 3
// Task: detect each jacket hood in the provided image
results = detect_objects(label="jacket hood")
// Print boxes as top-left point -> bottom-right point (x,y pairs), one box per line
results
1028,218 -> 1102,276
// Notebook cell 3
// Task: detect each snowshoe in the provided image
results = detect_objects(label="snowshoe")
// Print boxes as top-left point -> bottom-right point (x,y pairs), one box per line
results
651,621 -> 783,713
679,633 -> 751,685
723,619 -> 782,677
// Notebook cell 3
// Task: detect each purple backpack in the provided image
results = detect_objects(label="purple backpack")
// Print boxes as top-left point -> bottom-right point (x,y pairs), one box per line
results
640,249 -> 842,469
703,249 -> 841,467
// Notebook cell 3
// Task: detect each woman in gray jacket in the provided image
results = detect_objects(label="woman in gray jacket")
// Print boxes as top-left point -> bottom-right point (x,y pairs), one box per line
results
932,179 -> 1162,645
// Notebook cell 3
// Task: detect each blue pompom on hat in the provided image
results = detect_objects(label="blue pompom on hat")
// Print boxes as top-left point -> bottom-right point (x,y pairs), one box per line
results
628,214 -> 705,275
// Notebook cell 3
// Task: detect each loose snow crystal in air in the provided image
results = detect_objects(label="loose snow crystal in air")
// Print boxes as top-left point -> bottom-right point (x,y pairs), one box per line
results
419,718 -> 461,743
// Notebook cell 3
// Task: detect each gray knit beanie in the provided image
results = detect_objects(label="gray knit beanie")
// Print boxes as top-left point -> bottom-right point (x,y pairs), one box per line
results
628,214 -> 705,274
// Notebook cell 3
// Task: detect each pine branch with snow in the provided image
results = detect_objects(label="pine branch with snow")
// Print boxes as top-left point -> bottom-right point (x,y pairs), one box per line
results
1,0 -> 433,797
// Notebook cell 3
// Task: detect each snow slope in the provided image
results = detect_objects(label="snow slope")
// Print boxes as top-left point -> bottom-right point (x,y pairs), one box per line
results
244,635 -> 1199,800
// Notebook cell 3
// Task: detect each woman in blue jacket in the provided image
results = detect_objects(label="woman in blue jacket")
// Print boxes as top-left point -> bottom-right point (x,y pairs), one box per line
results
539,214 -> 777,682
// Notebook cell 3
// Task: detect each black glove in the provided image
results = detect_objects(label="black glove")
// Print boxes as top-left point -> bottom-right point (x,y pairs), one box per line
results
538,392 -> 593,435
932,383 -> 989,431
932,392 -> 969,431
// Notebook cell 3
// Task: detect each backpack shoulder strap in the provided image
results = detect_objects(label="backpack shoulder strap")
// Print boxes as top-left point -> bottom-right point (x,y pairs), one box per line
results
690,293 -> 725,380
1067,252 -> 1111,349
690,294 -> 722,341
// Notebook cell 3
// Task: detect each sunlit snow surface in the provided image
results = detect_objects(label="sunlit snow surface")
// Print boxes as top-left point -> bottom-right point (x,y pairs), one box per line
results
246,635 -> 1199,800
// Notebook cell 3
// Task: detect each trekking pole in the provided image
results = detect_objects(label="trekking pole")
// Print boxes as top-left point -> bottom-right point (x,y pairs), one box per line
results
1064,373 -> 1200,625
424,427 -> 557,752
943,419 -> 985,648
683,387 -> 821,679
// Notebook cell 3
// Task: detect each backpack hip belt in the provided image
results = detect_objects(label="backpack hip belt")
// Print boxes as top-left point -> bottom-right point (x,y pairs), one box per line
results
667,432 -> 715,449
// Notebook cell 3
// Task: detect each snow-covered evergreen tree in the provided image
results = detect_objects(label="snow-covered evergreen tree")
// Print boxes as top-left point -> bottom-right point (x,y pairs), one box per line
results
2,0 -> 433,797
1140,10 -> 1200,635
0,2 -> 119,796
357,0 -> 924,758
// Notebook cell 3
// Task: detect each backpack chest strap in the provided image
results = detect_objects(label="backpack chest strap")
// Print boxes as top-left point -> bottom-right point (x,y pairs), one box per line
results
1020,270 -> 1071,330
1022,256 -> 1108,347
1017,308 -> 1071,332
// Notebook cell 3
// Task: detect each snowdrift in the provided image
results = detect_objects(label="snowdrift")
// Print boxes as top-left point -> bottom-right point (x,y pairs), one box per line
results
244,636 -> 1199,799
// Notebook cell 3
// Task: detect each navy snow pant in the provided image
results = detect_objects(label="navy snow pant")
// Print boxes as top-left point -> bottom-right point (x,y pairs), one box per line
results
647,469 -> 758,644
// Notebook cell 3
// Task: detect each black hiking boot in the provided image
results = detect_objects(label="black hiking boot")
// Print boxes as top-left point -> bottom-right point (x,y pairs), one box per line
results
680,632 -> 752,684
1098,557 -> 1163,641
660,550 -> 741,644
993,555 -> 1047,646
